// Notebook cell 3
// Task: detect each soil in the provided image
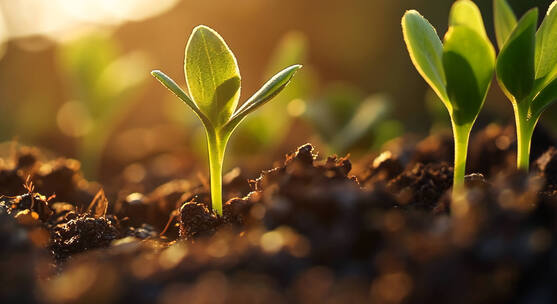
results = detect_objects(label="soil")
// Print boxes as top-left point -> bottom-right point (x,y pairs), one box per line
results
1,124 -> 557,304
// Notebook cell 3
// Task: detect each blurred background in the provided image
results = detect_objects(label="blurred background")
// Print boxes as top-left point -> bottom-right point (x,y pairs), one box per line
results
0,0 -> 554,185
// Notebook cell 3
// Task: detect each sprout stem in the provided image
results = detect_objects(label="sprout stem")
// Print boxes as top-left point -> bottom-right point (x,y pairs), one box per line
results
79,128 -> 107,180
451,121 -> 472,194
513,101 -> 537,172
206,129 -> 230,216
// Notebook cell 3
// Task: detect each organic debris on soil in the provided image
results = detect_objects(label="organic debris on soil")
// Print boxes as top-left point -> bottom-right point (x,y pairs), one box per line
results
1,125 -> 557,303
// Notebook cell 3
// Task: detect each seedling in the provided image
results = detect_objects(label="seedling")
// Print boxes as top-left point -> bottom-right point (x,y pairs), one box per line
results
402,0 -> 495,190
305,84 -> 397,155
152,26 -> 301,215
58,33 -> 147,178
494,0 -> 557,171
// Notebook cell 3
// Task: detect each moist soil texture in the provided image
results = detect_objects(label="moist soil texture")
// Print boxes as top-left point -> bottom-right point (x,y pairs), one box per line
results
1,124 -> 557,304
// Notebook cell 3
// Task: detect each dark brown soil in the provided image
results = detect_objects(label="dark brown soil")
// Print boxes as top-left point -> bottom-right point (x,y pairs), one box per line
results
1,124 -> 557,303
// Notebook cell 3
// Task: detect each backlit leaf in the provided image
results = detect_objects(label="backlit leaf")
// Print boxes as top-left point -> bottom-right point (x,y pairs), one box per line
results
225,65 -> 302,132
449,0 -> 488,38
531,76 -> 557,117
443,25 -> 495,125
535,1 -> 557,81
185,25 -> 241,126
402,10 -> 448,104
496,9 -> 538,102
151,70 -> 212,128
494,0 -> 518,49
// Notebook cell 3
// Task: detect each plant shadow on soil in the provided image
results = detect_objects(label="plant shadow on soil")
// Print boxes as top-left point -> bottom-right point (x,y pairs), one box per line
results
1,123 -> 557,304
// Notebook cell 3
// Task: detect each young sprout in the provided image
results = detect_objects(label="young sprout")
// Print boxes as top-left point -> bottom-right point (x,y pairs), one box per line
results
58,33 -> 147,179
402,0 -> 495,191
152,26 -> 301,215
305,84 -> 395,155
494,0 -> 557,171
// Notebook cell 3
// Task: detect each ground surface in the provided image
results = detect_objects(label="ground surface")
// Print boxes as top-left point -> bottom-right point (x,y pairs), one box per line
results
1,124 -> 557,304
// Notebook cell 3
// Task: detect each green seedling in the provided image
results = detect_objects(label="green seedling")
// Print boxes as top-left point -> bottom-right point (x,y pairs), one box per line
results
58,32 -> 147,178
305,84 -> 397,155
402,0 -> 495,191
152,25 -> 301,215
494,0 -> 557,171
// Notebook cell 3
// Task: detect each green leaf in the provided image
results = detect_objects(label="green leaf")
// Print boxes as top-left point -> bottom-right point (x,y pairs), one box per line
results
443,25 -> 495,125
449,0 -> 488,38
224,65 -> 302,132
151,70 -> 212,128
535,1 -> 557,81
402,10 -> 448,104
494,0 -> 518,50
185,25 -> 241,126
234,32 -> 310,151
330,94 -> 390,153
531,76 -> 557,118
496,8 -> 538,102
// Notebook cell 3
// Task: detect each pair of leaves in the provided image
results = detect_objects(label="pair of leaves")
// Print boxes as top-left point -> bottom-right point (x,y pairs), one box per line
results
495,0 -> 557,118
402,0 -> 495,126
152,25 -> 301,135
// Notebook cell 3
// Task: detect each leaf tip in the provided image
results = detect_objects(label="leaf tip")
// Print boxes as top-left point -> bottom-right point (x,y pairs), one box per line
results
189,25 -> 227,44
192,24 -> 213,34
292,64 -> 303,71
549,1 -> 557,16
402,9 -> 419,21
402,10 -> 425,28
284,64 -> 303,80
403,9 -> 420,16
527,7 -> 540,19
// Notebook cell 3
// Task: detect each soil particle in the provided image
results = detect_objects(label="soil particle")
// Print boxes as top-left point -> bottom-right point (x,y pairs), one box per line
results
125,224 -> 159,239
358,151 -> 404,187
535,147 -> 557,190
50,214 -> 120,260
179,196 -> 254,240
222,196 -> 254,226
464,173 -> 489,188
252,143 -> 357,193
114,180 -> 205,237
49,202 -> 77,225
120,166 -> 252,236
179,200 -> 220,239
387,162 -> 453,210
7,193 -> 54,221
32,158 -> 94,210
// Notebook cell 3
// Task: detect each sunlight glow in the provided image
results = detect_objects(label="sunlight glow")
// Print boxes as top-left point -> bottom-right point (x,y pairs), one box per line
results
0,0 -> 180,42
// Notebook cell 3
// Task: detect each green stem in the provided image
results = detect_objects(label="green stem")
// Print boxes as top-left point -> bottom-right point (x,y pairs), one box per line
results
79,128 -> 108,180
451,121 -> 472,193
206,129 -> 230,216
513,101 -> 536,172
